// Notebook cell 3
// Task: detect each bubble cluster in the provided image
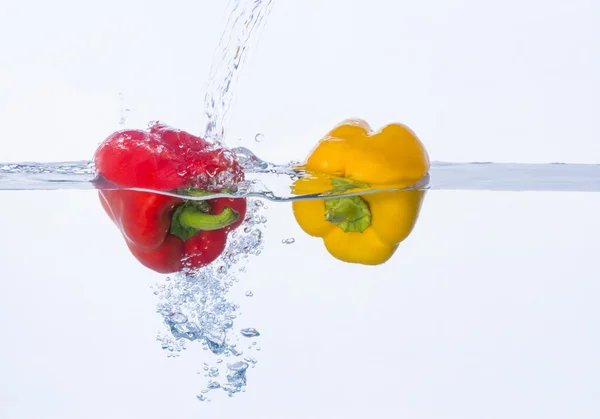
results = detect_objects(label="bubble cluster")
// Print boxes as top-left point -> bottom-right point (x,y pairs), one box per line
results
152,197 -> 265,401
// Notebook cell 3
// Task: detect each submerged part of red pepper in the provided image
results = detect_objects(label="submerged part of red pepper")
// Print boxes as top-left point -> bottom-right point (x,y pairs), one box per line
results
94,122 -> 247,274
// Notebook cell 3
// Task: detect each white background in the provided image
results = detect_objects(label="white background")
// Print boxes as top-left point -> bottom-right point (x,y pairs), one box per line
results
0,1 -> 599,418
1,0 -> 598,165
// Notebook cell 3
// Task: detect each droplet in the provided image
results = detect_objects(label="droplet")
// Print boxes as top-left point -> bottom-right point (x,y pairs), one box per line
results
207,381 -> 221,389
226,368 -> 248,390
245,290 -> 253,297
240,328 -> 260,338
196,394 -> 206,402
168,312 -> 188,324
281,238 -> 295,244
221,383 -> 236,393
254,133 -> 265,142
119,109 -> 131,125
227,361 -> 249,372
205,332 -> 226,355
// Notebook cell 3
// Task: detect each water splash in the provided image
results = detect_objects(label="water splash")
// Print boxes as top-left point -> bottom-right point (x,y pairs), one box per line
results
203,0 -> 275,144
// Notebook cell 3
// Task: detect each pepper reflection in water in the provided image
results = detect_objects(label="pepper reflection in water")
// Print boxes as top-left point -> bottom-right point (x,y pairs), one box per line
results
291,118 -> 429,265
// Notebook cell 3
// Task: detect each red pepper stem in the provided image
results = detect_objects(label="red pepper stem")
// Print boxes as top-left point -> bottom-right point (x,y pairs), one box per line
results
178,206 -> 239,231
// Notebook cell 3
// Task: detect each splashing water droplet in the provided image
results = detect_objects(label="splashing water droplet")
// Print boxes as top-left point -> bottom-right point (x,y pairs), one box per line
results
205,332 -> 226,355
207,380 -> 221,390
245,290 -> 253,297
282,237 -> 295,244
168,312 -> 188,324
240,328 -> 260,338
196,394 -> 207,402
221,383 -> 236,394
228,361 -> 249,372
254,133 -> 265,142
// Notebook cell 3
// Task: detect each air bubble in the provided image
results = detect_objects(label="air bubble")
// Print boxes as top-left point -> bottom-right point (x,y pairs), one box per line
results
207,381 -> 221,390
168,313 -> 188,324
240,328 -> 260,338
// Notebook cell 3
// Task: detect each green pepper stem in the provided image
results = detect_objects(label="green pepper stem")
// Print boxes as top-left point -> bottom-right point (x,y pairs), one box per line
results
324,196 -> 372,233
177,206 -> 239,231
169,198 -> 240,242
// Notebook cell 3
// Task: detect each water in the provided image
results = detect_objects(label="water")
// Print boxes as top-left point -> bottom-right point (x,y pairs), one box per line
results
3,154 -> 594,404
2,159 -> 600,194
4,157 -> 590,403
202,0 -> 274,143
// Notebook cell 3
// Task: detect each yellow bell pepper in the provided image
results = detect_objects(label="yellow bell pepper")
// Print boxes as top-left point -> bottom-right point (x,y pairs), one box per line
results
291,118 -> 430,265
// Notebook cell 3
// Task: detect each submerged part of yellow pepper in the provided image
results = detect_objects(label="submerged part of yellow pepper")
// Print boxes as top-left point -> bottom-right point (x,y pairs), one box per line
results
291,118 -> 429,265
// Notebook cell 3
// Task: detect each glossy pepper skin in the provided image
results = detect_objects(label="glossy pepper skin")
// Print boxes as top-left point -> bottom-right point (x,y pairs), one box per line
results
291,118 -> 429,265
94,122 -> 247,274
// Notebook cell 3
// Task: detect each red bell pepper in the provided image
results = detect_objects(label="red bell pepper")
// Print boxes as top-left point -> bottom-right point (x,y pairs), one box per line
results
94,122 -> 247,274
